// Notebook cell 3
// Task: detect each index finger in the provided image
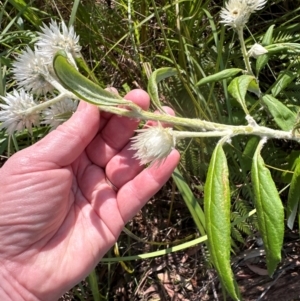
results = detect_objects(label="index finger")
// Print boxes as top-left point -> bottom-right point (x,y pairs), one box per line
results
86,89 -> 150,167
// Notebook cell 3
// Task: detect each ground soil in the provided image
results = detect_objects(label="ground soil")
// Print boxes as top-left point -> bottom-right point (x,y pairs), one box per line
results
58,180 -> 300,301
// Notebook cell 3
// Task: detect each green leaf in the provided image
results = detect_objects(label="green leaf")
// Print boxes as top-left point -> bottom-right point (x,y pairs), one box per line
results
256,25 -> 274,74
172,168 -> 206,236
53,50 -> 130,106
281,151 -> 300,183
265,43 -> 300,54
147,67 -> 178,111
87,269 -> 105,301
271,70 -> 296,97
75,56 -> 100,84
204,142 -> 240,301
8,0 -> 41,27
262,25 -> 275,46
247,77 -> 260,97
196,68 -> 242,86
256,53 -> 270,75
68,0 -> 81,27
287,158 -> 300,230
251,140 -> 284,275
262,94 -> 296,131
228,75 -> 257,114
241,136 -> 260,171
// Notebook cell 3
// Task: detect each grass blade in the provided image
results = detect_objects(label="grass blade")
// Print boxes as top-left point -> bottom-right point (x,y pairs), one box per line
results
287,158 -> 300,230
172,167 -> 206,236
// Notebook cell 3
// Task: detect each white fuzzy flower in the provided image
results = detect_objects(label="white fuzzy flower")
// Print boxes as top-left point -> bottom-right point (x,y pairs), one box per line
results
0,89 -> 40,135
36,20 -> 81,64
42,98 -> 78,129
248,43 -> 268,58
12,47 -> 54,95
220,0 -> 267,29
248,0 -> 267,11
130,124 -> 176,166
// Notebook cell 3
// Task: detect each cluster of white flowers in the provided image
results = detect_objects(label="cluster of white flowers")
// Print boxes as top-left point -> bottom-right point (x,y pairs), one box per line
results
0,1 -> 270,167
12,46 -> 54,95
42,98 -> 78,129
129,0 -> 268,165
36,20 -> 81,65
0,20 -> 80,135
0,89 -> 40,135
220,0 -> 267,29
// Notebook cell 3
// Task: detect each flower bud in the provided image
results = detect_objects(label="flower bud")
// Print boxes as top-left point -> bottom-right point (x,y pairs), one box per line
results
248,43 -> 268,58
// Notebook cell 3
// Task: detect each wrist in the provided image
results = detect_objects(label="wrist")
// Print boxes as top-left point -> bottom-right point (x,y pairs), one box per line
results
0,262 -> 41,301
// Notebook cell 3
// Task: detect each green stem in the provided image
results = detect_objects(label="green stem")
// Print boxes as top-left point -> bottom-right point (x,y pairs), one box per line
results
237,28 -> 253,75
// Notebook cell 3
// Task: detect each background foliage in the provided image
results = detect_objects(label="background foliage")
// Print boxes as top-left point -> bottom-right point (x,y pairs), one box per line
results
1,0 -> 300,300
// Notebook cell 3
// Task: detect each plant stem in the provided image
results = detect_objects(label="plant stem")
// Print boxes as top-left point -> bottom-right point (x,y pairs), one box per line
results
23,86 -> 300,143
24,92 -> 74,114
173,130 -> 233,139
97,105 -> 300,142
237,28 -> 253,75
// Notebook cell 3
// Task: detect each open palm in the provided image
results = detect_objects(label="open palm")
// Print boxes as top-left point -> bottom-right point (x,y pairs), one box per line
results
0,89 -> 180,301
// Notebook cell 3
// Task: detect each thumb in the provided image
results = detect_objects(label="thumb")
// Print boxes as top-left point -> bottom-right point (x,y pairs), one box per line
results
25,101 -> 100,167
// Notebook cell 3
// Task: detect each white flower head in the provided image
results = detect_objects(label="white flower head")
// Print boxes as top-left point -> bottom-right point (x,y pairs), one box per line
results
36,20 -> 81,64
248,43 -> 268,58
12,46 -> 54,95
130,124 -> 176,166
220,0 -> 267,29
42,98 -> 78,129
0,89 -> 40,135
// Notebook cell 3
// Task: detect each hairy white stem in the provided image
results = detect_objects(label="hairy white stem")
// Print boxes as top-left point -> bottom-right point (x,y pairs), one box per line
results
24,92 -> 74,115
97,105 -> 300,143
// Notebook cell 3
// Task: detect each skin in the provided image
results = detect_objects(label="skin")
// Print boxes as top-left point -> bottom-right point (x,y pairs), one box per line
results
0,89 -> 180,301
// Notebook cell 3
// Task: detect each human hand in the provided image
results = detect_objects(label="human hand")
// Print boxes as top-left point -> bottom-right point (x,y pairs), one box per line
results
0,89 -> 180,301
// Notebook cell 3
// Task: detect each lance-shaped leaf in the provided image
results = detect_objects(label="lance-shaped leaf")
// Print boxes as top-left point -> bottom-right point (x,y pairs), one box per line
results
287,158 -> 300,230
265,43 -> 300,54
75,55 -> 100,84
228,75 -> 258,114
204,142 -> 240,301
262,94 -> 296,131
8,0 -> 42,27
271,70 -> 296,97
256,25 -> 274,74
196,68 -> 242,86
53,50 -> 130,106
251,140 -> 284,276
147,67 -> 178,111
241,136 -> 260,172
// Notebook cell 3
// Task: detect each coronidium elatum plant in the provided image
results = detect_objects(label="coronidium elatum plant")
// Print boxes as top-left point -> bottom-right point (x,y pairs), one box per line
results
1,1 -> 300,300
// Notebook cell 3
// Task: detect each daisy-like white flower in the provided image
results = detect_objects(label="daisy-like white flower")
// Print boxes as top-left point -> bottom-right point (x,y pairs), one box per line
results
0,89 -> 40,135
42,98 -> 78,129
220,0 -> 267,29
12,46 -> 54,95
248,43 -> 268,58
130,124 -> 176,166
36,20 -> 81,64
